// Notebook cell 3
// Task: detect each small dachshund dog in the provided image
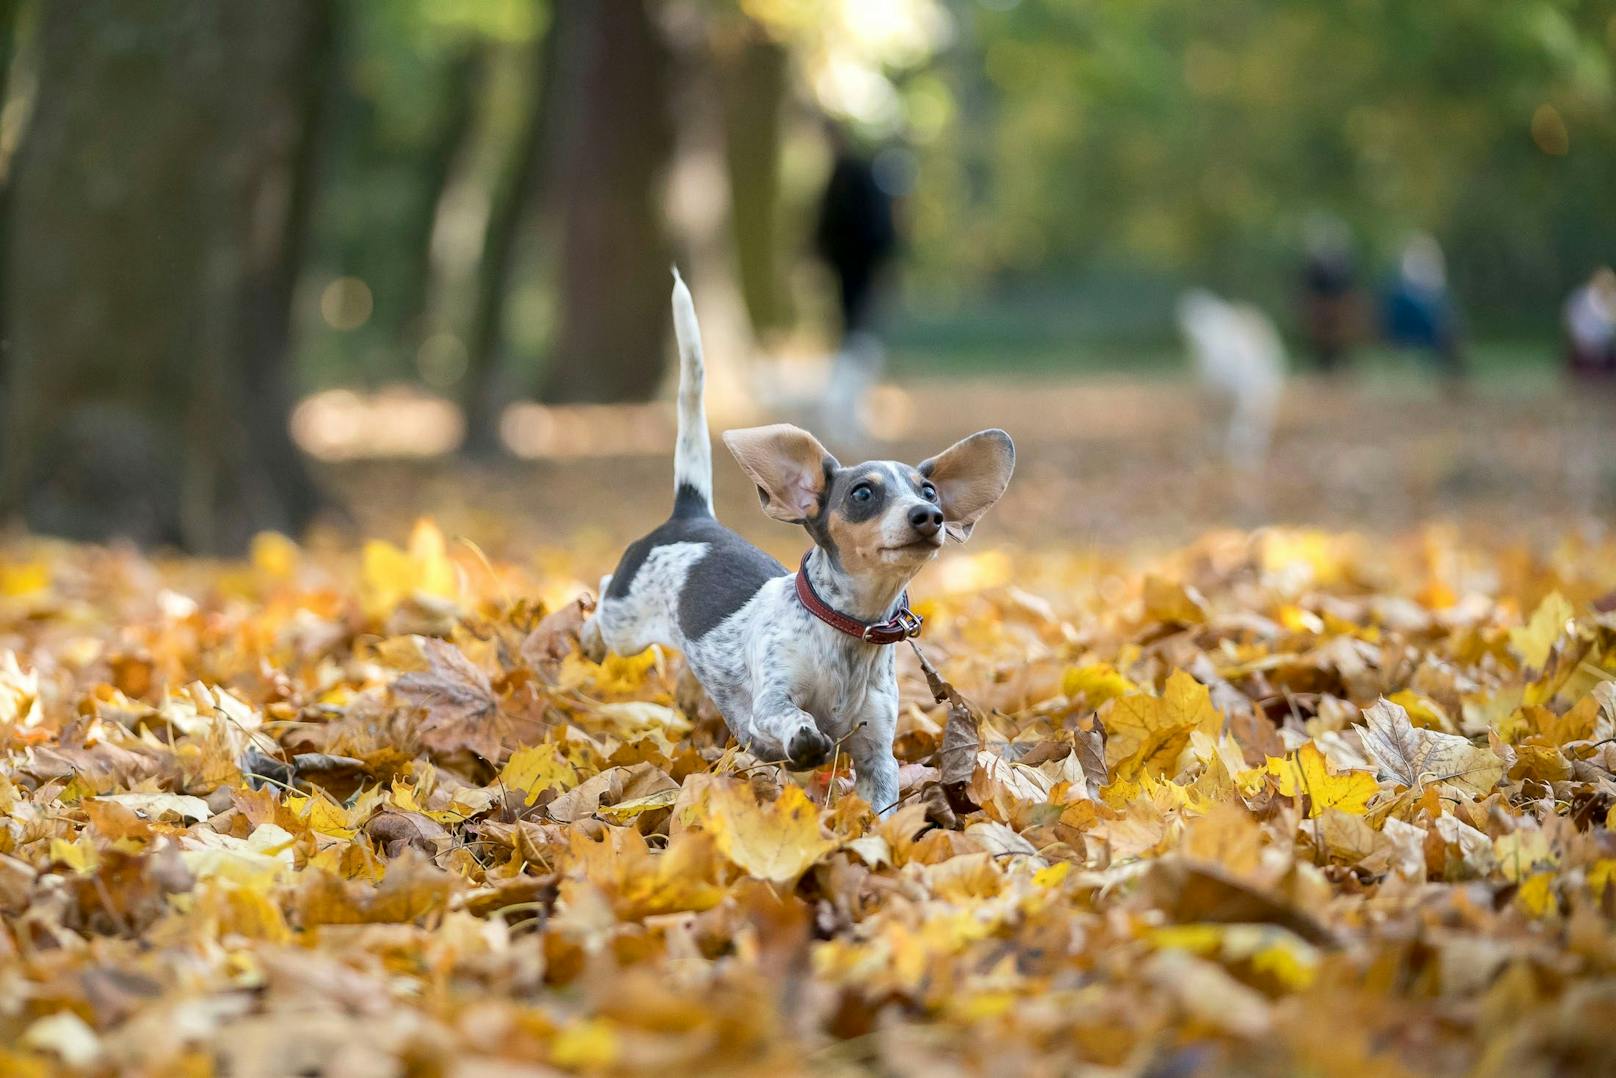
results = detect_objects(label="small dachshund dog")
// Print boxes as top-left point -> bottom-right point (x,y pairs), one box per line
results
580,271 -> 1014,814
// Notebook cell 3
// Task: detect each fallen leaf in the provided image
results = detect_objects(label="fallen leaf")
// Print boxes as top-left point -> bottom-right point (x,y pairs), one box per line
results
1358,697 -> 1503,797
1105,670 -> 1223,781
1266,742 -> 1380,817
1509,591 -> 1572,672
696,781 -> 838,883
394,638 -> 501,757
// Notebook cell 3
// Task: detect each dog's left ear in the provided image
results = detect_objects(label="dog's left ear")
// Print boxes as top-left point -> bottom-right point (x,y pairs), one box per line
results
918,429 -> 1015,542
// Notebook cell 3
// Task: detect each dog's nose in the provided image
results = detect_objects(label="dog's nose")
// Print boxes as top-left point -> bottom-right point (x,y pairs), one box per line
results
908,504 -> 944,537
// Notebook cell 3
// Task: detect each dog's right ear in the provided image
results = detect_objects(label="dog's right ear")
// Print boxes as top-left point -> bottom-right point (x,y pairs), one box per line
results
722,424 -> 838,523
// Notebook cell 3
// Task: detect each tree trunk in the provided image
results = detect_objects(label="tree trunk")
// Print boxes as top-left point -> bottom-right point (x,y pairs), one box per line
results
393,42 -> 484,357
0,0 -> 328,552
717,27 -> 790,339
539,0 -> 675,404
0,0 -> 25,421
460,25 -> 555,456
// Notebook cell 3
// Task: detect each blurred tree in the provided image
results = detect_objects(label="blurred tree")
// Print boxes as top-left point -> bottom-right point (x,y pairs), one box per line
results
539,0 -> 674,403
0,0 -> 27,403
716,20 -> 791,338
393,40 -> 485,356
0,0 -> 329,552
462,16 -> 554,455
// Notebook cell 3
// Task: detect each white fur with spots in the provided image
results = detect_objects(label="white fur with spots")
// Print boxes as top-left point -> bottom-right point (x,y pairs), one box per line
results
592,546 -> 903,814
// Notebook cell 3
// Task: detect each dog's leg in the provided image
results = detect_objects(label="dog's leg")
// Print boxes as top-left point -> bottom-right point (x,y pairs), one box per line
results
675,661 -> 707,719
846,690 -> 900,816
751,676 -> 832,770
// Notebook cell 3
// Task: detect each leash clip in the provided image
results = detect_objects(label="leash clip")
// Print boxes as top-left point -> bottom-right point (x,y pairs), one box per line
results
865,607 -> 924,642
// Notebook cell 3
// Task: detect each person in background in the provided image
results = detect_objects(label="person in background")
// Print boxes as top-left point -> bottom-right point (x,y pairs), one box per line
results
815,119 -> 900,444
1564,267 -> 1616,382
1383,233 -> 1466,385
1299,216 -> 1361,373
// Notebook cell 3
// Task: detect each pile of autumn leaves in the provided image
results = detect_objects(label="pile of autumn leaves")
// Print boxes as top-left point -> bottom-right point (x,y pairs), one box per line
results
2,521 -> 1616,1075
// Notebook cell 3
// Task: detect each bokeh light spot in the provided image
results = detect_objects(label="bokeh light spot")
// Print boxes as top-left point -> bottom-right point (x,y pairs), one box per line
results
1530,103 -> 1569,156
319,276 -> 374,331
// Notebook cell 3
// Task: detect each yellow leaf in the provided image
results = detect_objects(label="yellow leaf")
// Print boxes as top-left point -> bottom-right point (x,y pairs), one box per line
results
1265,742 -> 1379,818
288,793 -> 356,839
1509,590 -> 1572,672
361,518 -> 459,618
1510,741 -> 1571,783
249,531 -> 300,580
550,1019 -> 619,1069
699,782 -> 838,883
557,648 -> 661,697
1588,859 -> 1616,899
0,561 -> 49,598
500,743 -> 579,806
1516,872 -> 1557,917
594,787 -> 679,821
50,835 -> 98,874
1033,861 -> 1072,888
1142,575 -> 1209,624
1105,670 -> 1223,781
1385,689 -> 1451,732
1062,662 -> 1136,706
1494,829 -> 1556,883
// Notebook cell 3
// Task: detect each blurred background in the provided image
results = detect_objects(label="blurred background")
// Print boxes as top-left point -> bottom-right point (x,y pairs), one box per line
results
0,0 -> 1612,557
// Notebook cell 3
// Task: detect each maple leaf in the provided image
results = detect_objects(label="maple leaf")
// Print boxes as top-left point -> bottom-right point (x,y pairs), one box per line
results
393,637 -> 503,758
500,743 -> 579,805
1105,670 -> 1223,781
1508,590 -> 1572,672
695,781 -> 838,883
1265,742 -> 1379,817
361,518 -> 460,620
1358,697 -> 1503,797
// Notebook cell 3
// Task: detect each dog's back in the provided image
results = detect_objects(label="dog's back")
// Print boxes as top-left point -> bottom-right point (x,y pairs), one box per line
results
590,271 -> 789,656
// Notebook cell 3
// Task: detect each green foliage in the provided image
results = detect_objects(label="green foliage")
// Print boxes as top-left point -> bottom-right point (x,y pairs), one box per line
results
909,0 -> 1616,323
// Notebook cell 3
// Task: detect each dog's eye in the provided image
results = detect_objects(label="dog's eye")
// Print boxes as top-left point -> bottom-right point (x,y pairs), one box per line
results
921,483 -> 938,502
850,484 -> 873,503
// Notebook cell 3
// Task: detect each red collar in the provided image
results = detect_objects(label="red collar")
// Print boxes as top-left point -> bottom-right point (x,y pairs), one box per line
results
794,552 -> 923,645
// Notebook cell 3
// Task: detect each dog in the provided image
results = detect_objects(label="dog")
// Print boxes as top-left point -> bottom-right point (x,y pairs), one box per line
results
1175,288 -> 1285,471
579,271 -> 1015,815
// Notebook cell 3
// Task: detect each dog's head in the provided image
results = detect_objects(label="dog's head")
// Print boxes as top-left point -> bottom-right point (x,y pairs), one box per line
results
722,425 -> 1015,582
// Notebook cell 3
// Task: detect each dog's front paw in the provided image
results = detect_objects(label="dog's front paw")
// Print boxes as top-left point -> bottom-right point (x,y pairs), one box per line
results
786,725 -> 834,770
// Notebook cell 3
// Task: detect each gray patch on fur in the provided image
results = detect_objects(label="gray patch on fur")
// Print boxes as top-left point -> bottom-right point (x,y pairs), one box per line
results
602,512 -> 786,640
677,529 -> 787,639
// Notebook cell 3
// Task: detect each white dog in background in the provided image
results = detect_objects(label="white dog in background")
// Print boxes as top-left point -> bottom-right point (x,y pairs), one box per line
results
1175,289 -> 1285,470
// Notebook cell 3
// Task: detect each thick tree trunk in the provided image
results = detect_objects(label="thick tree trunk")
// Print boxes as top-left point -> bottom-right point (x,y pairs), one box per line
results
0,0 -> 328,552
0,0 -> 24,421
539,0 -> 675,404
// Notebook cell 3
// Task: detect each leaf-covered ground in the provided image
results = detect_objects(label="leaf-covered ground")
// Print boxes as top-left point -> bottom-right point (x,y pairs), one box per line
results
3,520 -> 1616,1075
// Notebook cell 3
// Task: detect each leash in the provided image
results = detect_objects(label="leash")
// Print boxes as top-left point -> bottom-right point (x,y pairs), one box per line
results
794,552 -> 923,644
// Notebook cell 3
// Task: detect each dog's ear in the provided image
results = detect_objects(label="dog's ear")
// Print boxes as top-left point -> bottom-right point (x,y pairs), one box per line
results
723,424 -> 838,523
918,429 -> 1015,542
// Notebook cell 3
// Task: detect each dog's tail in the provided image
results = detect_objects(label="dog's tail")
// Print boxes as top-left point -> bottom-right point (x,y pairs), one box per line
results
670,267 -> 713,516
